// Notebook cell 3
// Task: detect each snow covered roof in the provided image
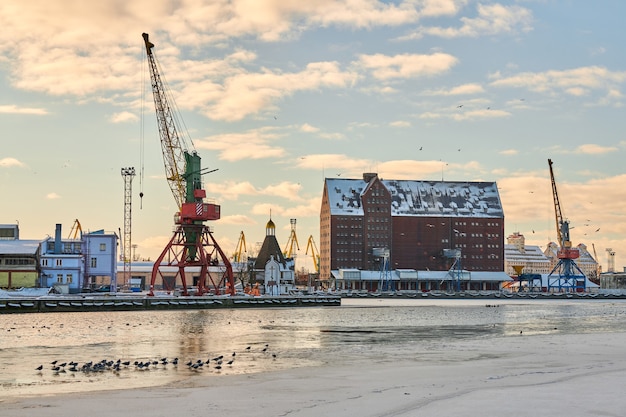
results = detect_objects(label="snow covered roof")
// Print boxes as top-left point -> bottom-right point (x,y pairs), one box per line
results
0,240 -> 41,255
325,177 -> 503,218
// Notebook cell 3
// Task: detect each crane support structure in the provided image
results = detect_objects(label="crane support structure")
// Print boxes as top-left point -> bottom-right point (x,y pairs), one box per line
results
121,167 -> 136,292
547,159 -> 586,292
142,33 -> 234,296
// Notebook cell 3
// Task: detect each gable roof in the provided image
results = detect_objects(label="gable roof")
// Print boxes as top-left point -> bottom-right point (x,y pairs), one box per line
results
253,234 -> 286,269
325,176 -> 503,218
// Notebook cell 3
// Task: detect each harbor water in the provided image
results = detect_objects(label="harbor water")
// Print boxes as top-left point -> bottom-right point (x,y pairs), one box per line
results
2,298 -> 626,399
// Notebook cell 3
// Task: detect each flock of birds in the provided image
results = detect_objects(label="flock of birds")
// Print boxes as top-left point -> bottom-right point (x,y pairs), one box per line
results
35,344 -> 277,375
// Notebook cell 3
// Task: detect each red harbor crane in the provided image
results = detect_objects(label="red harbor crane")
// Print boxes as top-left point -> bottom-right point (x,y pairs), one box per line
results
142,33 -> 234,296
547,159 -> 586,292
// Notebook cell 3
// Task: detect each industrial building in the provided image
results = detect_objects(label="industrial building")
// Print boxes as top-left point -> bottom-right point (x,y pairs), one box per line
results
320,173 -> 506,287
0,222 -> 117,293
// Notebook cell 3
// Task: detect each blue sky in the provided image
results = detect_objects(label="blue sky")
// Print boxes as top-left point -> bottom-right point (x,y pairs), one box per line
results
1,0 -> 625,272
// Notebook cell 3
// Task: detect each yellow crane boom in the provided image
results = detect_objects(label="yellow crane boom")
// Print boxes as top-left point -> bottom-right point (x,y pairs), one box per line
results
233,231 -> 247,262
305,235 -> 320,273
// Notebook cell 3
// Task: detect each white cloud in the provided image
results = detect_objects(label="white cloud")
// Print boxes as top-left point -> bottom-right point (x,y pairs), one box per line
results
490,66 -> 626,100
109,111 -> 138,123
196,128 -> 286,161
205,179 -> 304,202
413,3 -> 533,39
574,144 -> 619,155
300,123 -> 320,133
0,105 -> 48,115
390,120 -> 411,128
499,149 -> 519,156
0,157 -> 26,167
46,192 -> 61,199
357,53 -> 458,80
424,83 -> 485,96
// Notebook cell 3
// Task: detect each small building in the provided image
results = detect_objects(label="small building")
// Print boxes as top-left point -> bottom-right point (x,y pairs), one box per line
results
248,218 -> 296,295
40,224 -> 118,293
0,224 -> 40,289
600,269 -> 626,291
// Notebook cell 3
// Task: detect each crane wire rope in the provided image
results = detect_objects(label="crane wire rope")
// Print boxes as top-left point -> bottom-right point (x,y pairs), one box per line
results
139,47 -> 146,209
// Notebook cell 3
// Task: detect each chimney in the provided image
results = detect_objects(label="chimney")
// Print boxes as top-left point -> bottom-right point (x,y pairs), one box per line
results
54,224 -> 62,254
363,172 -> 378,183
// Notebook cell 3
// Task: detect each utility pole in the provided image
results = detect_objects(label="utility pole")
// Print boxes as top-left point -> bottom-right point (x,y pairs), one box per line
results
121,167 -> 136,292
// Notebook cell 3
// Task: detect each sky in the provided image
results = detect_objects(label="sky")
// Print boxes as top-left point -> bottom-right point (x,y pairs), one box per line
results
1,0 -> 625,273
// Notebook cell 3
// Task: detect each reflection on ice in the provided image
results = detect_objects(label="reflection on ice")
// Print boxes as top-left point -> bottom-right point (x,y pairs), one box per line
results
1,298 -> 625,399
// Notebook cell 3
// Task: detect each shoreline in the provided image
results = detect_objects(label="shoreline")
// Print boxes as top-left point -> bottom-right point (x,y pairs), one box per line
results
3,330 -> 626,416
2,289 -> 626,314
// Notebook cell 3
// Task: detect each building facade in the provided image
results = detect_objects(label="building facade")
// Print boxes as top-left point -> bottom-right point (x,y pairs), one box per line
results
248,218 -> 296,294
0,224 -> 40,289
40,224 -> 118,293
320,173 -> 505,280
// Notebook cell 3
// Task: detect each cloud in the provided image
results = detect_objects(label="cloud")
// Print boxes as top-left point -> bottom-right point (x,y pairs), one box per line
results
109,111 -> 138,123
197,61 -> 359,121
499,149 -> 519,156
0,105 -> 48,115
196,128 -> 286,161
217,214 -> 257,225
490,66 -> 626,102
574,144 -> 619,155
251,197 -> 320,218
404,3 -> 533,39
390,120 -> 411,128
357,53 -> 458,80
544,143 -> 619,155
46,192 -> 61,199
300,123 -> 320,133
295,153 -> 373,175
424,83 -> 485,96
419,107 -> 510,121
205,180 -> 304,202
499,172 -> 626,256
0,157 -> 26,167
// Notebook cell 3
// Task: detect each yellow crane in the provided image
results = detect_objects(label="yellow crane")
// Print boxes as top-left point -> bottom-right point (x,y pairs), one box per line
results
283,218 -> 300,258
68,219 -> 83,239
233,231 -> 247,263
305,235 -> 320,274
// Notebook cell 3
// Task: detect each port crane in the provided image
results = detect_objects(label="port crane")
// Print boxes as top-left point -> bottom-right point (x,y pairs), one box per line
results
232,231 -> 247,263
283,219 -> 300,258
142,33 -> 234,296
305,235 -> 320,274
547,159 -> 586,292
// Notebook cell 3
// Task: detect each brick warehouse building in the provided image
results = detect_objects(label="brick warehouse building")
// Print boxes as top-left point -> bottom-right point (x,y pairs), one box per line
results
320,173 -> 505,281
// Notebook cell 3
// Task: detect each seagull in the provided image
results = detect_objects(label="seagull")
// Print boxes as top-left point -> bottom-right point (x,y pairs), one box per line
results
596,228 -> 600,232
36,365 -> 43,371
419,146 -> 423,150
457,104 -> 463,108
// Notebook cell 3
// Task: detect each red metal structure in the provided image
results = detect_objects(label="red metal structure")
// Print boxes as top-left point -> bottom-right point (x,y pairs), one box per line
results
142,33 -> 234,296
